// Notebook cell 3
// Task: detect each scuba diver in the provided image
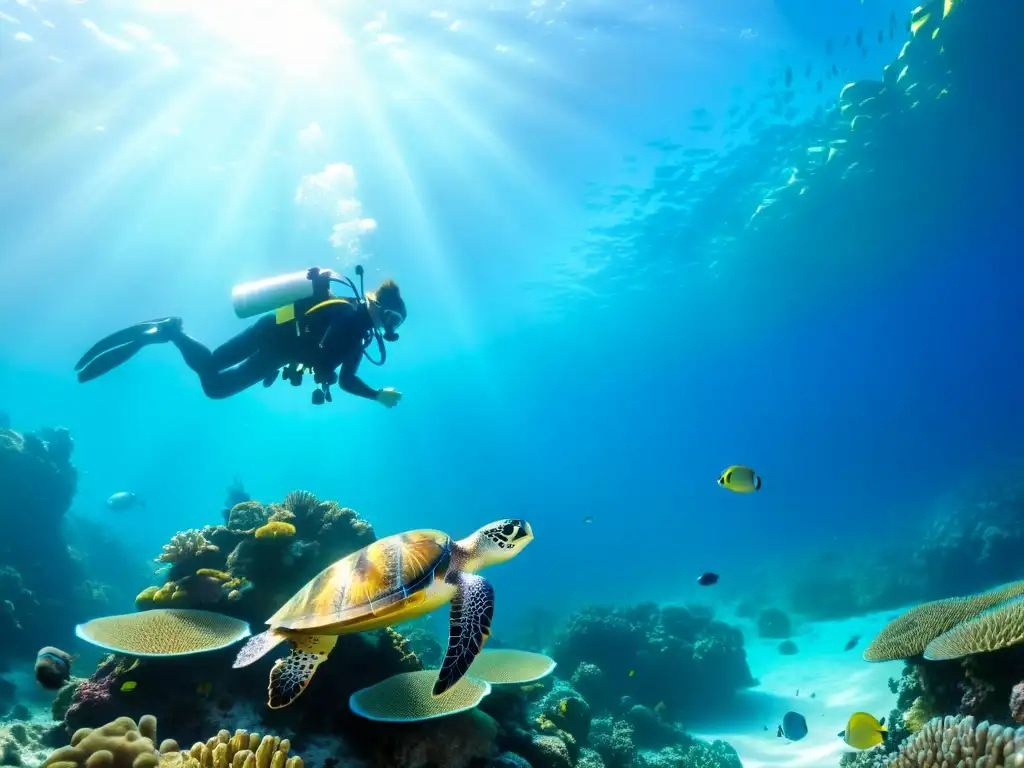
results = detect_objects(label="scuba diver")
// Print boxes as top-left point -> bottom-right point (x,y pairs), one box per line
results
74,266 -> 406,407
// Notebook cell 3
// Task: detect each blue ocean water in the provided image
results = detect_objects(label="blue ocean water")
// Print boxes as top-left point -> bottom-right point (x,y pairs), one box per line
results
0,0 -> 1022,749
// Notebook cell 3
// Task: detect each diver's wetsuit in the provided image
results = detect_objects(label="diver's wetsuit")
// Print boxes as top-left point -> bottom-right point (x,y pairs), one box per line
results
171,297 -> 378,400
74,277 -> 382,401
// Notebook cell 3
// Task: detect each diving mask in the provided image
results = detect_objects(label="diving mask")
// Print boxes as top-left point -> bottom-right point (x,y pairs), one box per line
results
381,307 -> 405,342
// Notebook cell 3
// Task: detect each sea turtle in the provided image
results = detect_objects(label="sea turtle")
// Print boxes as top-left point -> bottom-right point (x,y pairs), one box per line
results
233,517 -> 535,709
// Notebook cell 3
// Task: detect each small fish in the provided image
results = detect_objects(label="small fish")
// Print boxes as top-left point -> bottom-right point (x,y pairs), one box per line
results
856,28 -> 863,48
697,572 -> 719,586
779,711 -> 808,741
35,646 -> 74,690
785,66 -> 792,88
106,492 -> 145,511
844,635 -> 861,651
583,516 -> 594,524
877,29 -> 884,43
628,669 -> 636,678
825,39 -> 834,55
839,713 -> 888,750
120,681 -> 137,692
810,692 -> 817,699
197,681 -> 213,696
718,466 -> 762,493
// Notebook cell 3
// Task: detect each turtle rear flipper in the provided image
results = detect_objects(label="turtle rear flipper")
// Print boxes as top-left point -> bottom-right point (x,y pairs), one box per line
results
268,635 -> 338,709
433,573 -> 494,697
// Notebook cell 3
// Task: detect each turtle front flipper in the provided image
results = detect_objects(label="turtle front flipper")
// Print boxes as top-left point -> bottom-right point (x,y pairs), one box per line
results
233,629 -> 287,668
433,573 -> 494,697
268,634 -> 338,709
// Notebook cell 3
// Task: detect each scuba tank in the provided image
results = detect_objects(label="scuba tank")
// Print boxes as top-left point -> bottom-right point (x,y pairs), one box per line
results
253,265 -> 393,405
231,271 -> 317,320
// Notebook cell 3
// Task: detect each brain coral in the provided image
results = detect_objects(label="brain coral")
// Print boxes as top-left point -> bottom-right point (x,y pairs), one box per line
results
863,581 -> 1024,662
884,715 -> 1024,767
42,714 -> 161,768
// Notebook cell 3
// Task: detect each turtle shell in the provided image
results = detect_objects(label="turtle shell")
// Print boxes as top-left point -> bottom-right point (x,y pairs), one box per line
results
268,529 -> 452,632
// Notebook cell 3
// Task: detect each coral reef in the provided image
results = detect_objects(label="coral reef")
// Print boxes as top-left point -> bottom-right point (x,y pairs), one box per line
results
61,492 -> 748,768
0,424 -> 82,661
472,615 -> 750,768
784,474 -> 1024,621
131,491 -> 375,628
59,492 -> 506,766
41,714 -> 302,768
551,603 -> 755,718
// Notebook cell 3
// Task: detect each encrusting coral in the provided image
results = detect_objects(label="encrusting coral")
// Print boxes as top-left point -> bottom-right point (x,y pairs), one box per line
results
41,714 -> 301,768
252,522 -> 295,540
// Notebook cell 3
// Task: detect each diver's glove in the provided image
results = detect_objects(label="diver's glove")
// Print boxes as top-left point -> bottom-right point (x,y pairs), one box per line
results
375,387 -> 402,408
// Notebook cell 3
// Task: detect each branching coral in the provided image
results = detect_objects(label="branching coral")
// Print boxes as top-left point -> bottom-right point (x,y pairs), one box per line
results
162,727 -> 302,768
157,532 -> 219,566
883,715 -> 1024,766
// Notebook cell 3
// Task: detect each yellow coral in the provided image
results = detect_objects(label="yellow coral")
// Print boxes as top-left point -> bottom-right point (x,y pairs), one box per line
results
42,716 -> 302,768
42,715 -> 160,768
195,569 -> 230,581
253,522 -> 296,539
165,728 -> 302,768
903,697 -> 933,734
136,586 -> 160,609
535,714 -> 558,733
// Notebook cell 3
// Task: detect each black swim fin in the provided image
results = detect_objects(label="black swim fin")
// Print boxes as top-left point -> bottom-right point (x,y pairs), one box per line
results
75,317 -> 182,383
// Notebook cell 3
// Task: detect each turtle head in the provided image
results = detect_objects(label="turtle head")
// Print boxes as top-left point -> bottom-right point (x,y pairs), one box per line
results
458,519 -> 534,572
